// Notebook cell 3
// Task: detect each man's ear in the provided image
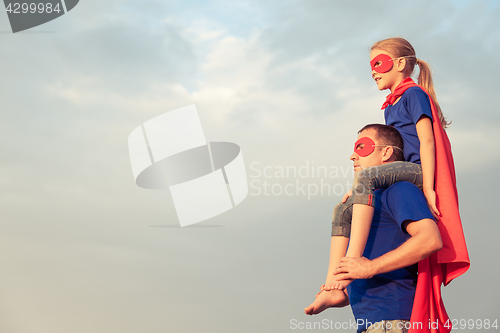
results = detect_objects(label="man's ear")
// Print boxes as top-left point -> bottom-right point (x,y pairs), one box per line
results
381,146 -> 394,162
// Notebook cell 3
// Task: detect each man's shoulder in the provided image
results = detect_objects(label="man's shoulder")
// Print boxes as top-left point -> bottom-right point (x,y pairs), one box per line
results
382,181 -> 423,198
378,182 -> 426,210
377,181 -> 433,223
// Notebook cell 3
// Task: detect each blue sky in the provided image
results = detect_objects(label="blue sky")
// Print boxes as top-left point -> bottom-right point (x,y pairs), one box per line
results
0,1 -> 499,332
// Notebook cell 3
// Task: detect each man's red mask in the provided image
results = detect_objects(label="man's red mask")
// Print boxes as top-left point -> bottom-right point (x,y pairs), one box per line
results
354,137 -> 375,157
370,53 -> 393,73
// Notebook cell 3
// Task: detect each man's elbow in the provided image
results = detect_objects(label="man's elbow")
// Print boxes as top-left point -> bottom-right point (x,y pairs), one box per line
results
431,233 -> 443,253
425,231 -> 443,255
406,218 -> 443,257
418,227 -> 443,257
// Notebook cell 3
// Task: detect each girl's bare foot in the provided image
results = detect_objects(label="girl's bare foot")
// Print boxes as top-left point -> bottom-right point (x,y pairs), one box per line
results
304,289 -> 349,315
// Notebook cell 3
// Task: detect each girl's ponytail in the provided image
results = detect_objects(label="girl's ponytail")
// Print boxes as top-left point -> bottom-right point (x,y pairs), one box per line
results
372,37 -> 450,129
417,59 -> 450,128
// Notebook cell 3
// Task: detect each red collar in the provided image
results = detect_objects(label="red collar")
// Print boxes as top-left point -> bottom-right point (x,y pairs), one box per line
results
381,77 -> 418,109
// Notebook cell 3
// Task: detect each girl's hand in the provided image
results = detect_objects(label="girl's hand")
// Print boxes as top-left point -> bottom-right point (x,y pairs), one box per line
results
341,189 -> 353,203
424,189 -> 441,220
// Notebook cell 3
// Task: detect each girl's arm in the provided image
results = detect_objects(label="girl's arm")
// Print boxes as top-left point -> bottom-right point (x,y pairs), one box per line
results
415,116 -> 441,218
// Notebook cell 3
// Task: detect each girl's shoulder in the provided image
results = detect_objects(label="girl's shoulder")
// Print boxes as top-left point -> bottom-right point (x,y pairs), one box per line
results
401,86 -> 433,121
401,86 -> 430,103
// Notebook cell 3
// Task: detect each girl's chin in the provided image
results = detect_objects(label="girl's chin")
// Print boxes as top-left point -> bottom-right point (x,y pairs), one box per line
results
376,83 -> 390,91
374,81 -> 384,90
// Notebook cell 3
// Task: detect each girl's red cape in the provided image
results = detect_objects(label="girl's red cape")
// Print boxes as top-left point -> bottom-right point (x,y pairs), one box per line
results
387,78 -> 470,333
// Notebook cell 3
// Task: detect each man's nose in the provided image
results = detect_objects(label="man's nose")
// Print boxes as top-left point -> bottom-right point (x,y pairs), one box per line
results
350,152 -> 358,161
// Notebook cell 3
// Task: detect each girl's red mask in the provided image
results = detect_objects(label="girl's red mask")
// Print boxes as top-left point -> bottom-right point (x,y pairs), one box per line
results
370,53 -> 393,73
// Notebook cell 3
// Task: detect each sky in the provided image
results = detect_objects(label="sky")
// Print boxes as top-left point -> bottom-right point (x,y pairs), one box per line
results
0,0 -> 499,332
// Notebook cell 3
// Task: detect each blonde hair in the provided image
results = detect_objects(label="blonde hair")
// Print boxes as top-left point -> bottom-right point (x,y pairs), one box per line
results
371,37 -> 450,128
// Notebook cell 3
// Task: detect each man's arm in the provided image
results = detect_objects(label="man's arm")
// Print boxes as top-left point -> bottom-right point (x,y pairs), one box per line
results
334,218 -> 442,280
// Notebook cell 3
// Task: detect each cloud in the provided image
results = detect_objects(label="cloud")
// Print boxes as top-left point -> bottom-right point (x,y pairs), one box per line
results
1,1 -> 499,332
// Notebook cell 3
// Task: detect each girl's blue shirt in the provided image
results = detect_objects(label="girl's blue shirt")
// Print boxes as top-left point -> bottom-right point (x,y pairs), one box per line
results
384,86 -> 433,164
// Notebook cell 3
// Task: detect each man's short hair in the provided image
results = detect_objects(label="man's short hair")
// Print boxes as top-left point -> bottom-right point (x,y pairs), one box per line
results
358,124 -> 405,161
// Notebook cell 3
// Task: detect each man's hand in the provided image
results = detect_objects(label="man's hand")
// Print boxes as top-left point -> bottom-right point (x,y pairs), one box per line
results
334,257 -> 375,281
323,277 -> 353,291
334,218 -> 442,281
316,285 -> 326,298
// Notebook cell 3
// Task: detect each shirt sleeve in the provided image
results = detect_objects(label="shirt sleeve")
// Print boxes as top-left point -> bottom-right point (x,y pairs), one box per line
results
403,87 -> 433,124
384,182 -> 435,233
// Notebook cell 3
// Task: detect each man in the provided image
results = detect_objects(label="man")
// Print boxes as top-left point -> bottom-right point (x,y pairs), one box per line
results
305,124 -> 442,333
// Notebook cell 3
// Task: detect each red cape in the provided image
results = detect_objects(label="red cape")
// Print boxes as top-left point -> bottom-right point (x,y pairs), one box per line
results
384,78 -> 470,333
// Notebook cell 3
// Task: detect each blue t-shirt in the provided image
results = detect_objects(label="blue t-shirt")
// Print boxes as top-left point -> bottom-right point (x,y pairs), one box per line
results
384,87 -> 433,164
347,182 -> 435,333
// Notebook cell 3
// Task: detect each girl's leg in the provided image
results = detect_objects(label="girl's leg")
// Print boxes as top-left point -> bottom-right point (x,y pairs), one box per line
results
345,205 -> 374,257
323,197 -> 354,290
331,198 -> 353,238
329,197 -> 354,272
305,237 -> 350,315
352,161 -> 423,205
346,162 -> 422,258
304,206 -> 351,314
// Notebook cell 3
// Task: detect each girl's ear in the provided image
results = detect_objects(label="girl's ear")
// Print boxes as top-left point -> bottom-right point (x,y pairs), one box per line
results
396,57 -> 407,72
